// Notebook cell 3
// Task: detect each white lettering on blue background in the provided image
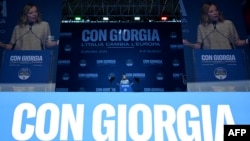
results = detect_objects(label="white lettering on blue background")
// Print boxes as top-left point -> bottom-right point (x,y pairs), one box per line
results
12,103 -> 84,141
201,54 -> 236,61
10,55 -> 43,62
82,29 -> 160,42
21,56 -> 43,62
82,29 -> 107,42
12,103 -> 234,141
10,55 -> 21,61
92,104 -> 234,141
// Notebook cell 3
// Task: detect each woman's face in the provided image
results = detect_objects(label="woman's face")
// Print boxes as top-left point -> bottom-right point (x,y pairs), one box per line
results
27,6 -> 38,23
122,75 -> 126,79
207,5 -> 219,21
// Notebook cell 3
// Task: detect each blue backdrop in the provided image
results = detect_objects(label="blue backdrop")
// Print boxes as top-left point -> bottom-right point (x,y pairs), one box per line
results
56,22 -> 186,92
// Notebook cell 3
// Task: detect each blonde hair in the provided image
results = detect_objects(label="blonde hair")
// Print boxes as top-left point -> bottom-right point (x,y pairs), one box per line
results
18,3 -> 42,26
200,2 -> 224,26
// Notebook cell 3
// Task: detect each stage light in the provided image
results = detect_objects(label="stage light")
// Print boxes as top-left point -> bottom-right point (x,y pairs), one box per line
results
134,17 -> 141,21
74,16 -> 81,21
103,17 -> 109,21
161,16 -> 168,21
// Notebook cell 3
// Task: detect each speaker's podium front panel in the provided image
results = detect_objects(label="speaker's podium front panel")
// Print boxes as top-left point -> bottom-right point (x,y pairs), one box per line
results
187,49 -> 250,91
0,50 -> 55,91
119,84 -> 132,92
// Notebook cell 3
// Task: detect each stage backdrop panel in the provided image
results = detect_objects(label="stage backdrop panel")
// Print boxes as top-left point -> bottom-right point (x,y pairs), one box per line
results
56,22 -> 186,92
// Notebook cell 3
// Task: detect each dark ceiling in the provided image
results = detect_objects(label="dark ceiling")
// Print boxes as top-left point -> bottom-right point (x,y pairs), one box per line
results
62,0 -> 181,21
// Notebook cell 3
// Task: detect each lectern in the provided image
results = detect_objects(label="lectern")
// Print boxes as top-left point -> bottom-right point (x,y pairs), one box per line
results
187,49 -> 250,91
0,50 -> 55,91
119,84 -> 132,92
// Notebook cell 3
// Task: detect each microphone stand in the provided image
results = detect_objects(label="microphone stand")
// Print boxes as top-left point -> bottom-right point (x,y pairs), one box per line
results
11,26 -> 31,50
109,76 -> 115,92
200,21 -> 217,49
215,29 -> 235,49
200,27 -> 216,49
213,21 -> 235,49
29,23 -> 44,50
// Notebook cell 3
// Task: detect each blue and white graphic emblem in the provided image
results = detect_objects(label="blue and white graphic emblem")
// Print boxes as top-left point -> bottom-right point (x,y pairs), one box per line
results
18,67 -> 31,80
214,67 -> 227,80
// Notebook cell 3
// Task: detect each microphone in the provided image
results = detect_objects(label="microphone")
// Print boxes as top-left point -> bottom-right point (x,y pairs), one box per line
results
11,25 -> 31,50
29,22 -> 33,30
212,21 -> 217,29
29,23 -> 44,50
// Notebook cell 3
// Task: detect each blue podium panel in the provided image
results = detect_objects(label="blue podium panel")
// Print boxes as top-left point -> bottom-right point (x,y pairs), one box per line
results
188,49 -> 250,91
0,50 -> 53,83
119,84 -> 132,92
0,50 -> 55,91
193,49 -> 249,82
